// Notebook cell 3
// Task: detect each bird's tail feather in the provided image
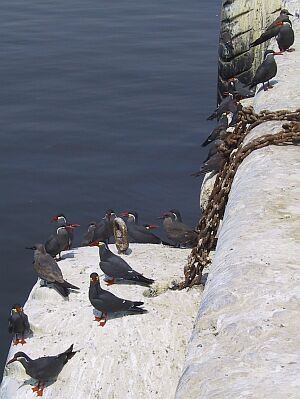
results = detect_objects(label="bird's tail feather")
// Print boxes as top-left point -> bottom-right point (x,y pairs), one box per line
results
63,280 -> 80,290
53,283 -> 69,297
133,301 -> 144,307
135,275 -> 154,285
130,305 -> 147,314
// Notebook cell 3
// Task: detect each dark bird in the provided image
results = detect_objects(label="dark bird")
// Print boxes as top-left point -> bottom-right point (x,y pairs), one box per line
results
249,50 -> 282,91
159,212 -> 198,248
276,22 -> 294,52
91,241 -> 154,286
267,9 -> 293,30
227,77 -> 255,98
6,344 -> 76,396
192,152 -> 226,177
50,214 -> 80,249
81,209 -> 116,246
45,225 -> 77,260
26,244 -> 79,298
207,93 -> 240,121
8,304 -> 30,346
202,112 -> 229,147
250,20 -> 294,51
120,211 -> 168,245
202,139 -> 225,164
89,272 -> 147,327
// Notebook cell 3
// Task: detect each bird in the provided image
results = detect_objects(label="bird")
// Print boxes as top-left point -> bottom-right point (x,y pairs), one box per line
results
227,77 -> 255,98
250,20 -> 294,51
276,22 -> 294,52
120,211 -> 168,244
202,112 -> 229,147
192,152 -> 226,177
159,212 -> 198,248
50,214 -> 80,249
81,209 -> 116,246
206,93 -> 240,121
249,50 -> 282,91
26,244 -> 79,297
45,225 -> 77,260
8,304 -> 30,346
6,344 -> 76,396
202,139 -> 225,164
267,9 -> 293,30
89,272 -> 147,327
91,241 -> 154,286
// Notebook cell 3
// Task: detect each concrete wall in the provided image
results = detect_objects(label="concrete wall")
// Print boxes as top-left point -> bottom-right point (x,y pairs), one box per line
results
176,2 -> 300,398
218,0 -> 281,97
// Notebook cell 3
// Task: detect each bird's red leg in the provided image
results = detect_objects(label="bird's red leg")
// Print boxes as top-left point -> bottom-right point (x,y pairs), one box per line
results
13,334 -> 20,346
94,316 -> 102,322
37,382 -> 45,396
99,313 -> 108,327
105,278 -> 115,286
32,382 -> 40,392
20,334 -> 26,345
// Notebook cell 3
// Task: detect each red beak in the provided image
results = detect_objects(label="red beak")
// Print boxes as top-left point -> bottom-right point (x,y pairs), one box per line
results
147,225 -> 159,230
7,358 -> 17,366
273,52 -> 283,55
89,241 -> 100,247
50,216 -> 58,223
69,223 -> 80,228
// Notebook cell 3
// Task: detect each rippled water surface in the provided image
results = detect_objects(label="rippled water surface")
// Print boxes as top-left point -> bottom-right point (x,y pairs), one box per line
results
0,0 -> 220,371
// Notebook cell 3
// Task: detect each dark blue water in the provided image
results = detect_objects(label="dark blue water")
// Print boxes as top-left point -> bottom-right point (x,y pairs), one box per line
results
0,0 -> 220,372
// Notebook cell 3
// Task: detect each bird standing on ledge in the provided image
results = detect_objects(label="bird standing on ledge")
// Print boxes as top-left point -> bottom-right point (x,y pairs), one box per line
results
249,50 -> 282,91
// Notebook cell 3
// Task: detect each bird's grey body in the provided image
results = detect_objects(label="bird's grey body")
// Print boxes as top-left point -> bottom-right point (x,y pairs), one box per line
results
28,244 -> 79,297
97,242 -> 154,285
202,139 -> 224,164
160,213 -> 198,248
249,50 -> 280,91
81,210 -> 115,245
207,94 -> 239,121
192,152 -> 226,177
121,211 -> 164,244
89,273 -> 146,317
277,23 -> 294,51
45,226 -> 70,259
7,345 -> 76,395
202,112 -> 229,147
228,78 -> 255,98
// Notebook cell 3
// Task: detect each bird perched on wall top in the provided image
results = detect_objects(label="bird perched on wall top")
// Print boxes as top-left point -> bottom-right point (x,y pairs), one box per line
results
250,20 -> 294,52
45,224 -> 78,260
249,49 -> 282,91
50,214 -> 80,250
89,272 -> 147,327
159,212 -> 198,248
227,77 -> 255,99
26,244 -> 79,297
6,345 -> 77,397
81,209 -> 116,246
90,241 -> 154,286
8,304 -> 30,346
267,9 -> 293,30
207,93 -> 242,122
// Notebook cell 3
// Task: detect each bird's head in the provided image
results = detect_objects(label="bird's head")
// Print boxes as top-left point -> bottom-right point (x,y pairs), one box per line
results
90,273 -> 100,284
50,214 -> 67,223
158,212 -> 175,221
7,352 -> 29,366
280,9 -> 293,16
25,243 -> 45,253
11,304 -> 23,314
105,209 -> 116,220
120,211 -> 137,222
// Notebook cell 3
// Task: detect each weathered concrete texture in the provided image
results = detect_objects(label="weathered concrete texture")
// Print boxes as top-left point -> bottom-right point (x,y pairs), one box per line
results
177,6 -> 300,399
218,0 -> 281,96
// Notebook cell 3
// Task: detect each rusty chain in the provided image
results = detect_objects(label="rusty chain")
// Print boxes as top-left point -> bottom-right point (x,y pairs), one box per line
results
179,107 -> 300,289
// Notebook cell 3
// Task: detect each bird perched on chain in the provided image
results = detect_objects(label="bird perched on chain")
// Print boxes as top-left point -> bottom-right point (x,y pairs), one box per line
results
249,50 -> 282,91
50,214 -> 80,249
89,272 -> 147,327
159,212 -> 198,248
6,345 -> 77,397
81,209 -> 116,246
120,210 -> 169,245
8,304 -> 30,346
207,93 -> 241,121
202,112 -> 230,147
45,224 -> 78,260
192,151 -> 226,177
26,244 -> 79,297
90,241 -> 154,285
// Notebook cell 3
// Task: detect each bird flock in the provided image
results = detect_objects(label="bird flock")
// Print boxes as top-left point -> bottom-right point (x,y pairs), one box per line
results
4,7 -> 296,398
6,209 -> 197,396
193,9 -> 295,177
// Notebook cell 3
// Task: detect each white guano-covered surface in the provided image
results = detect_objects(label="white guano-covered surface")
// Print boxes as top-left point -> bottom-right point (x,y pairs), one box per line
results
176,6 -> 300,399
0,245 -> 201,399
